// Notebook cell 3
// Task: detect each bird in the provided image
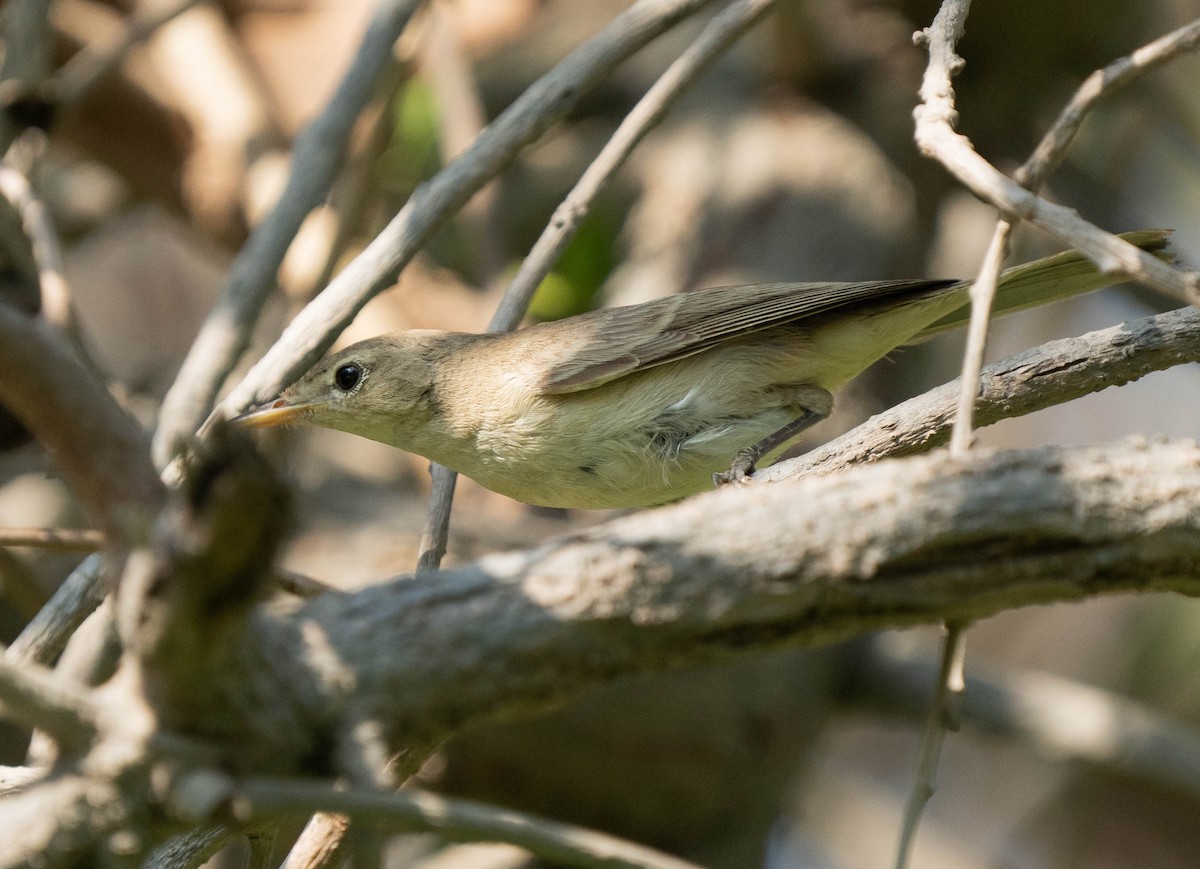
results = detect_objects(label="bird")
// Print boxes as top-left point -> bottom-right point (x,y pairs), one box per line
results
234,229 -> 1171,509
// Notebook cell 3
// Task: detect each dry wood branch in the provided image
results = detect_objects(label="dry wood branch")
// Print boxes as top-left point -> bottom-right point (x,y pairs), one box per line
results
3,438 -> 1200,867
755,304 -> 1200,483
913,5 -> 1200,305
893,621 -> 965,869
109,437 -> 1200,784
234,777 -> 704,869
0,528 -> 104,553
153,0 -> 427,468
0,165 -> 79,342
1016,16 -> 1200,190
0,304 -> 163,539
214,0 -> 724,424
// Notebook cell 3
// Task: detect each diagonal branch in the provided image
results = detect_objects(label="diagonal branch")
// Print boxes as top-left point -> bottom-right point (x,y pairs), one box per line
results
232,777 -> 704,869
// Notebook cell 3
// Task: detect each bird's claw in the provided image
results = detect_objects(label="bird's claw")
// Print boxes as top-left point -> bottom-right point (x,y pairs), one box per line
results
713,450 -> 758,488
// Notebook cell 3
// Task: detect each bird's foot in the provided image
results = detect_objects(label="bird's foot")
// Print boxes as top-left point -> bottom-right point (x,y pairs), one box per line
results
713,449 -> 758,488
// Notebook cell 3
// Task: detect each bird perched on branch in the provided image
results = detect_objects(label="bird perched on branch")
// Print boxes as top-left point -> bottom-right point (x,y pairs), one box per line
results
235,230 -> 1171,509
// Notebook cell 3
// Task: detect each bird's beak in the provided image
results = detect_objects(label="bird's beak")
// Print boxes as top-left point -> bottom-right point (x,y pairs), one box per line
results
231,398 -> 320,429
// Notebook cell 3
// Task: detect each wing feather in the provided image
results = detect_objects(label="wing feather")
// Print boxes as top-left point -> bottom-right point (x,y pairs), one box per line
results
540,279 -> 956,393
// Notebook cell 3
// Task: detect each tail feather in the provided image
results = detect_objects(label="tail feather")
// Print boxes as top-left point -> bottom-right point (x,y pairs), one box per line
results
909,228 -> 1174,343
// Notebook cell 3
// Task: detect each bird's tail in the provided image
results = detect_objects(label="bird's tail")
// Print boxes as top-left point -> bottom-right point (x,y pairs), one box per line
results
910,228 -> 1175,342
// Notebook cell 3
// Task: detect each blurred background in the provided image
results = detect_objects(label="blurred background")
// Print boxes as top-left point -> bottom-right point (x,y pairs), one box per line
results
2,0 -> 1200,866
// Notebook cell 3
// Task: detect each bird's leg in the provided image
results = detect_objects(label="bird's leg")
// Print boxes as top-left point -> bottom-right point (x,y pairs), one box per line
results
714,386 -> 832,487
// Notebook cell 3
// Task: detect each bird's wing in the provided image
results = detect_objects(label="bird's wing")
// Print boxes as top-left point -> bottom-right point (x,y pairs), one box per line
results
539,278 -> 956,394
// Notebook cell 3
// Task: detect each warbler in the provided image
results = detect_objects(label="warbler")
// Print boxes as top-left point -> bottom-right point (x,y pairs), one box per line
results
235,230 -> 1170,509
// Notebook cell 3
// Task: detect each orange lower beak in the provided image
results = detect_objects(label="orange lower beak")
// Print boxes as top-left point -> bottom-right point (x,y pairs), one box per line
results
231,398 -> 320,429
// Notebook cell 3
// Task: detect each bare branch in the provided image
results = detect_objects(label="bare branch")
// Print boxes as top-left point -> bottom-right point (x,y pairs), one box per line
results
235,777 -> 705,869
0,165 -> 79,343
0,528 -> 104,553
1016,16 -> 1200,190
913,9 -> 1200,305
893,621 -> 966,869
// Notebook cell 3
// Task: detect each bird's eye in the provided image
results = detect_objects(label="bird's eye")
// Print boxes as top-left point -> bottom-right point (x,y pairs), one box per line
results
334,363 -> 362,392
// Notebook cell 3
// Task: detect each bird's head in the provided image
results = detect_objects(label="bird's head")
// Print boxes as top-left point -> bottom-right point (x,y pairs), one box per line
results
232,334 -> 442,445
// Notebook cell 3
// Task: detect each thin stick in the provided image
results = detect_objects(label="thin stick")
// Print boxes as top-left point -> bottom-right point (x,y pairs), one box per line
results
0,165 -> 81,346
415,0 -> 777,571
893,621 -> 966,869
238,778 -> 705,869
913,18 -> 1200,307
0,528 -> 104,553
861,639 -> 1200,799
948,221 -> 1010,455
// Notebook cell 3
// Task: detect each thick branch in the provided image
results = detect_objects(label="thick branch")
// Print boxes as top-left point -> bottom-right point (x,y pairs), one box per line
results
145,438 -> 1200,779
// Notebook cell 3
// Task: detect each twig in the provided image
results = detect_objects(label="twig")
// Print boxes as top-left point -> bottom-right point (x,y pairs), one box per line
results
944,14 -> 1200,454
415,0 -> 777,571
281,813 -> 351,869
1015,16 -> 1200,190
416,464 -> 458,574
52,0 -> 210,105
0,647 -> 98,748
0,528 -> 105,553
153,0 -> 430,469
236,778 -> 705,869
893,621 -> 966,869
756,304 -> 1200,483
947,222 -> 1009,455
6,554 -> 106,668
303,62 -> 409,302
913,11 -> 1200,306
0,165 -> 80,344
212,0 -> 724,425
